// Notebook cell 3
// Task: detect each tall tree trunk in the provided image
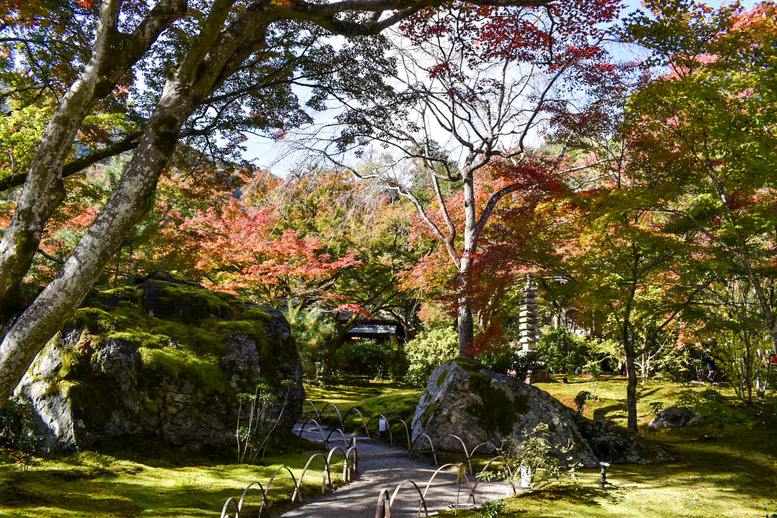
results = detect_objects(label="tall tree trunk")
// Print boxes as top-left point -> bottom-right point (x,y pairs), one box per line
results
457,173 -> 477,357
457,289 -> 474,358
625,349 -> 638,432
623,319 -> 639,432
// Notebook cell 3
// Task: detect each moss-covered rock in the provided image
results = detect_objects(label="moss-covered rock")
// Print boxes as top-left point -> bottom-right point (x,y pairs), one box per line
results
14,273 -> 304,452
410,360 -> 667,467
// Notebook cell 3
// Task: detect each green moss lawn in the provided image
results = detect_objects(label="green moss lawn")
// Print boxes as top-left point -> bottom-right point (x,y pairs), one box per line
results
0,434 -> 342,518
305,379 -> 423,437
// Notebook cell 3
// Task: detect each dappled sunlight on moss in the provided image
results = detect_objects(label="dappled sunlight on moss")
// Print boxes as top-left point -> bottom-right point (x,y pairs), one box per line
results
0,436 -> 331,518
305,380 -> 423,431
138,347 -> 227,393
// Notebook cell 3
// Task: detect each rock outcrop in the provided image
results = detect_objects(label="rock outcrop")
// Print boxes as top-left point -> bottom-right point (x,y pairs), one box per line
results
647,406 -> 703,430
15,272 -> 304,452
411,359 -> 669,467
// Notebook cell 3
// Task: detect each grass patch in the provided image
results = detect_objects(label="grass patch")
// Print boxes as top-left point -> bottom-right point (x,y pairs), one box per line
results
0,434 -> 342,518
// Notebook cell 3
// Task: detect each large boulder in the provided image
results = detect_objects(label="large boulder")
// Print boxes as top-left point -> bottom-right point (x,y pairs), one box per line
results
15,273 -> 304,452
411,359 -> 668,467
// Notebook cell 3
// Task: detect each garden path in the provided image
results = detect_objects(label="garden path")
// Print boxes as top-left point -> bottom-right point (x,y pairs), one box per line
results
279,424 -> 513,517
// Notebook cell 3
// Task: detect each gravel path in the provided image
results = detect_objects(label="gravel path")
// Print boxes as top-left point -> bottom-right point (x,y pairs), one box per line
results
279,424 -> 514,517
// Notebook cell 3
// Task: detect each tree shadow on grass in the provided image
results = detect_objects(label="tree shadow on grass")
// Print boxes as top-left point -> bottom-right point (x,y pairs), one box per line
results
593,401 -> 628,420
636,387 -> 662,399
606,434 -> 777,502
520,485 -> 625,509
0,470 -> 282,518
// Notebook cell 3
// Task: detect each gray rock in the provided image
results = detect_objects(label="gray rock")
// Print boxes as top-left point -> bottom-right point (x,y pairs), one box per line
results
272,341 -> 305,430
411,359 -> 598,467
411,359 -> 668,467
15,343 -> 77,452
95,339 -> 142,392
222,334 -> 263,378
59,327 -> 83,349
579,418 -> 672,464
647,406 -> 703,430
261,306 -> 293,339
137,272 -> 233,323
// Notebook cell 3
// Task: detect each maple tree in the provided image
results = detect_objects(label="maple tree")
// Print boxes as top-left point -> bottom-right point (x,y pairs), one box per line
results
0,0 -> 559,400
268,169 -> 420,376
181,198 -> 361,302
7,147 -> 266,288
528,0 -> 777,428
541,181 -> 705,430
323,0 -> 623,356
623,0 -> 777,356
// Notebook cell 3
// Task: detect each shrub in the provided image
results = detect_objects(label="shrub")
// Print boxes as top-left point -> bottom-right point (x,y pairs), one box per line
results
535,328 -> 593,374
335,339 -> 392,378
478,422 -> 579,490
0,399 -> 42,452
405,326 -> 458,387
478,500 -> 506,518
477,348 -> 542,378
574,390 -> 597,414
235,379 -> 295,464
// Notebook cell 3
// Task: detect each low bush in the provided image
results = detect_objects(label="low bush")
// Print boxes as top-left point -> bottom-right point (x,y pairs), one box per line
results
477,349 -> 542,378
335,339 -> 392,378
535,328 -> 593,374
404,326 -> 458,387
0,399 -> 42,452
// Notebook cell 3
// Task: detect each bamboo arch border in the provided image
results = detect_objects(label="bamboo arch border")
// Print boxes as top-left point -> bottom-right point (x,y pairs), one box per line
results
372,435 -> 518,517
299,400 -> 518,516
302,400 -> 372,440
300,401 -> 498,474
374,479 -> 430,518
300,403 -> 402,451
373,463 -> 473,518
219,444 -> 358,518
